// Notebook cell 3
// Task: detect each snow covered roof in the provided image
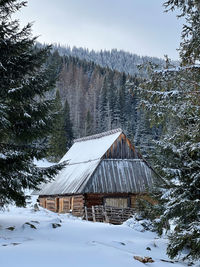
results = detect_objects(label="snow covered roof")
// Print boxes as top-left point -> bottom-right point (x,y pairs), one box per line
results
60,128 -> 122,165
36,128 -> 155,196
37,129 -> 123,195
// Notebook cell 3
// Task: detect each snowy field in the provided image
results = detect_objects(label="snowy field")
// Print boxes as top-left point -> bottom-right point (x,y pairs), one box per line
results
0,199 -> 199,267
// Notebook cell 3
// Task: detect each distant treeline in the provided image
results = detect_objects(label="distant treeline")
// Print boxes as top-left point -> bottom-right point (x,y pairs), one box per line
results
45,50 -> 160,160
51,44 -> 167,77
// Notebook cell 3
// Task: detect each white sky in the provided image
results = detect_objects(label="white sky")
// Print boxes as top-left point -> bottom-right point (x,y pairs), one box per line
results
16,0 -> 184,60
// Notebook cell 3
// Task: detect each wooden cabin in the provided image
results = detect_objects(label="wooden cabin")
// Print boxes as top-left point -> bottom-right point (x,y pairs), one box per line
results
36,129 -> 156,221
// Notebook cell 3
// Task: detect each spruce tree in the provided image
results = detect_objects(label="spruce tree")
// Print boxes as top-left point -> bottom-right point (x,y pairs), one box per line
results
139,62 -> 200,260
0,0 -> 63,207
137,0 -> 200,260
48,93 -> 74,162
98,76 -> 108,132
47,90 -> 66,162
164,0 -> 200,64
63,98 -> 74,150
85,110 -> 93,136
107,71 -> 116,128
119,72 -> 126,128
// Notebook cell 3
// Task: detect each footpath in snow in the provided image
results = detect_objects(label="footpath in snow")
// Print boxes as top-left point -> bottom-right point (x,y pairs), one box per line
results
0,200 -> 199,267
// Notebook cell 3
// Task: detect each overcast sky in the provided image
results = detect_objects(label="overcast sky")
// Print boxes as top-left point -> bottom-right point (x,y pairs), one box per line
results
16,0 -> 184,60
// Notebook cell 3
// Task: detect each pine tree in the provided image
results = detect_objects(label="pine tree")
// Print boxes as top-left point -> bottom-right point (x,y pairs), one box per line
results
47,90 -> 66,162
85,110 -> 93,136
118,73 -> 126,128
139,62 -> 200,260
98,76 -> 109,132
0,0 -> 63,207
63,98 -> 74,150
164,0 -> 200,64
107,71 -> 117,128
48,94 -> 74,161
44,49 -> 63,85
137,0 -> 200,258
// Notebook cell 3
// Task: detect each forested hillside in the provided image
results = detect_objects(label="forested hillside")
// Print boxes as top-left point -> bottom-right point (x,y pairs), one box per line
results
51,44 -> 166,76
47,51 -> 159,160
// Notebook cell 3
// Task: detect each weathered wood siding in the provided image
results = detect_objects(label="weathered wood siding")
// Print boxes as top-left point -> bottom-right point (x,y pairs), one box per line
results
38,193 -> 156,221
46,197 -> 56,212
38,197 -> 46,209
84,193 -> 103,207
71,195 -> 85,217
103,133 -> 139,159
85,193 -> 131,208
105,198 -> 128,208
38,195 -> 84,217
85,193 -> 155,209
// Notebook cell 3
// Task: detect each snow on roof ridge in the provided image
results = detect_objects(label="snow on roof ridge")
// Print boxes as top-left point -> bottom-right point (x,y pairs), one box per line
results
74,128 -> 123,143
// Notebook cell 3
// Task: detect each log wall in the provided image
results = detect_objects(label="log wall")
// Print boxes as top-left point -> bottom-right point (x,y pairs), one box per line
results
71,195 -> 85,217
38,193 -> 155,220
46,197 -> 56,212
85,193 -> 133,208
38,197 -> 46,209
38,195 -> 84,216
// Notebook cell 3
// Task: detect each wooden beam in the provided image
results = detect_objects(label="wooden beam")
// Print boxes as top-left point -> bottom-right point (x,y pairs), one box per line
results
84,206 -> 88,221
92,206 -> 96,222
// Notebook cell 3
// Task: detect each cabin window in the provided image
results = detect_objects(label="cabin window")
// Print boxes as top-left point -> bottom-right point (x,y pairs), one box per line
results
104,197 -> 129,208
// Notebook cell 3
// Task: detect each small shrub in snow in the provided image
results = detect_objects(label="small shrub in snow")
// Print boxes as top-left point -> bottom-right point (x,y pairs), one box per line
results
23,222 -> 37,230
125,215 -> 154,232
51,223 -> 61,229
6,226 -> 15,231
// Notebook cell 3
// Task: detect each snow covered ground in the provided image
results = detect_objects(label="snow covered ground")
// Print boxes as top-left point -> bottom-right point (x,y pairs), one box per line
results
0,198 -> 199,267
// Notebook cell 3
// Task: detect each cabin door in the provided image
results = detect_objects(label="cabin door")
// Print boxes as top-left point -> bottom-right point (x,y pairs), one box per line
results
104,198 -> 129,208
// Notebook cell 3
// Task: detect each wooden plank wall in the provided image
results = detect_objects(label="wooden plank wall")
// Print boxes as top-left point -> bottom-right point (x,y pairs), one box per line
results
85,193 -> 135,208
85,193 -> 103,207
105,198 -> 128,208
38,195 -> 84,216
71,195 -> 84,217
38,193 -> 156,220
103,133 -> 139,159
62,197 -> 71,213
85,193 -> 156,209
38,197 -> 46,209
46,197 -> 56,212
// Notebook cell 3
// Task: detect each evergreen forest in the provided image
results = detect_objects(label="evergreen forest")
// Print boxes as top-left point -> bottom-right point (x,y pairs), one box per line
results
46,51 -> 161,160
0,0 -> 199,264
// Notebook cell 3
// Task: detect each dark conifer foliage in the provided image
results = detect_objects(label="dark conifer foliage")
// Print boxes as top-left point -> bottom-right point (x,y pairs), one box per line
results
98,76 -> 109,132
46,51 -> 156,156
136,0 -> 200,261
52,44 -> 167,77
63,98 -> 74,150
85,110 -> 93,136
0,0 -> 63,206
47,90 -> 67,162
